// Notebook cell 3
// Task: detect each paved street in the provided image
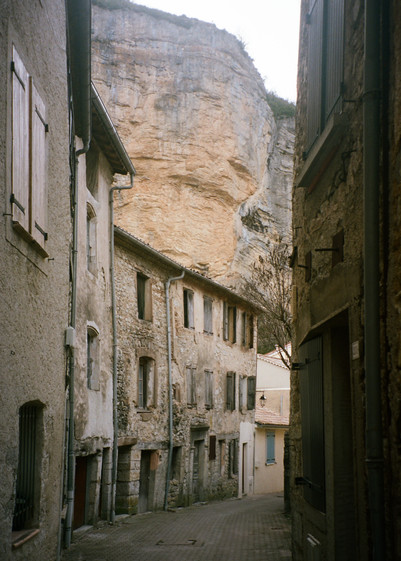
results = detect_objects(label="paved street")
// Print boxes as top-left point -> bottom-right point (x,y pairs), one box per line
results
61,494 -> 291,561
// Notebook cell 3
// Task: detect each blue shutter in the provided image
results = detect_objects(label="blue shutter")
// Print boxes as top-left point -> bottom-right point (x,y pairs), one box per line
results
266,432 -> 275,464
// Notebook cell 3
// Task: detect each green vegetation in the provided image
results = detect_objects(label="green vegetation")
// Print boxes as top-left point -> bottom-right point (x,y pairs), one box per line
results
92,0 -> 133,10
265,91 -> 296,119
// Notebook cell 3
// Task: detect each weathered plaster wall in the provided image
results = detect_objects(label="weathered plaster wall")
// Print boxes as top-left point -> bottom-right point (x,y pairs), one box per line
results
74,140 -> 114,451
0,1 -> 70,558
254,427 -> 286,494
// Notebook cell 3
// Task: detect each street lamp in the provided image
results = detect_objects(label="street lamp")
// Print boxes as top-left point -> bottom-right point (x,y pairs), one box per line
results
259,392 -> 267,407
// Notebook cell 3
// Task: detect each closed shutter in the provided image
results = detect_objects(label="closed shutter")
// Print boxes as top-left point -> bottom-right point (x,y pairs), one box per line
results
31,81 -> 48,248
266,432 -> 275,464
306,0 -> 324,151
226,371 -> 235,410
324,0 -> 344,122
247,376 -> 256,410
223,302 -> 228,340
299,336 -> 325,512
209,435 -> 216,461
137,274 -> 146,319
11,46 -> 30,232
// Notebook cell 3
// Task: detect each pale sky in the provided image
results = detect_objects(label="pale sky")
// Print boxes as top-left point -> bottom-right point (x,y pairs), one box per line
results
133,0 -> 301,102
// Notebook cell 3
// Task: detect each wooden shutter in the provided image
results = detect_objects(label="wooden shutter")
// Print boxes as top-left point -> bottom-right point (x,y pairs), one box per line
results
241,312 -> 247,346
31,81 -> 48,248
247,376 -> 256,410
266,432 -> 275,463
223,302 -> 228,340
299,336 -> 325,512
184,290 -> 194,329
226,371 -> 235,410
205,370 -> 213,408
137,274 -> 146,319
11,46 -> 30,233
324,0 -> 344,123
306,0 -> 324,151
204,297 -> 213,334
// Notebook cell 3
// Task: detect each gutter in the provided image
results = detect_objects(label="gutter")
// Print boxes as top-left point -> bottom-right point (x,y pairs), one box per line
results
363,0 -> 385,558
109,174 -> 135,523
164,270 -> 185,510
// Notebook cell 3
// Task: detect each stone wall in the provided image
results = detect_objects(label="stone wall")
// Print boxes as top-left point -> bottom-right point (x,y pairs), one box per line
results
114,230 -> 257,511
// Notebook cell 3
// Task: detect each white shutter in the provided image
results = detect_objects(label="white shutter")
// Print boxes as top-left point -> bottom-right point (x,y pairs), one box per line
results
31,80 -> 48,248
11,46 -> 29,232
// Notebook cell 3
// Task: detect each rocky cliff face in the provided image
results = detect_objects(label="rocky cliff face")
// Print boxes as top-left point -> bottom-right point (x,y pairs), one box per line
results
91,1 -> 294,296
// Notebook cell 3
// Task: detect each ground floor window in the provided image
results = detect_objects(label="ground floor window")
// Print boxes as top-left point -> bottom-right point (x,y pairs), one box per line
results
13,403 -> 42,531
266,432 -> 275,464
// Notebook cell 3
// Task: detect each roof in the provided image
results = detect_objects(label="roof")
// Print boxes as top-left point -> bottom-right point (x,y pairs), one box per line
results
91,83 -> 136,176
255,407 -> 289,427
114,226 -> 261,312
258,343 -> 291,370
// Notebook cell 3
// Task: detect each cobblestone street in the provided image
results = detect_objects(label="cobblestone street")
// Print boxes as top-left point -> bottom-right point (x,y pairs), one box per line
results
61,494 -> 291,561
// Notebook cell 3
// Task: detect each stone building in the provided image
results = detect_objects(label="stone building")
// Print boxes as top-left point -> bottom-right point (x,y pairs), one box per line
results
114,227 -> 258,513
291,1 -> 401,560
69,84 -> 135,532
0,0 -> 79,558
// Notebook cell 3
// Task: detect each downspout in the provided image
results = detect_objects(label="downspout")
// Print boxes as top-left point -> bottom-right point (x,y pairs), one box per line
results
110,174 -> 135,523
363,0 -> 385,558
164,270 -> 185,510
64,140 -> 90,548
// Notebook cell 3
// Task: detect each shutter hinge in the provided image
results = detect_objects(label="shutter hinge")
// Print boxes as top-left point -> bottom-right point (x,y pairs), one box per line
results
35,221 -> 48,240
10,61 -> 25,90
10,193 -> 25,214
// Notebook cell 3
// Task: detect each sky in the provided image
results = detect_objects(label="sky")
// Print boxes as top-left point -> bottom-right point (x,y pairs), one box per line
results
133,0 -> 301,102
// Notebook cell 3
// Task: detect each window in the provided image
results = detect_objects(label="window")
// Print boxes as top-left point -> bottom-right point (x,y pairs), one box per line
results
305,0 -> 344,153
203,297 -> 213,334
138,357 -> 155,409
219,440 -> 226,476
137,273 -> 152,321
186,366 -> 196,406
299,336 -> 325,512
204,370 -> 213,409
87,326 -> 99,390
86,143 -> 99,196
209,435 -> 216,461
184,289 -> 194,329
241,312 -> 254,348
171,447 -> 182,480
266,432 -> 275,464
226,371 -> 236,411
239,376 -> 246,410
247,377 -> 256,410
86,203 -> 97,274
11,46 -> 48,255
223,303 -> 237,343
228,439 -> 238,477
13,403 -> 42,532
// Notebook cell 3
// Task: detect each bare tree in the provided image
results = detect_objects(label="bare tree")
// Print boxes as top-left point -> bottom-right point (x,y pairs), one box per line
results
249,240 -> 292,368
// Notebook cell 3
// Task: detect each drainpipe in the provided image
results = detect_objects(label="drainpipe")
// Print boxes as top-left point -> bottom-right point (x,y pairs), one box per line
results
64,140 -> 90,548
363,0 -> 385,558
110,175 -> 135,523
164,270 -> 185,510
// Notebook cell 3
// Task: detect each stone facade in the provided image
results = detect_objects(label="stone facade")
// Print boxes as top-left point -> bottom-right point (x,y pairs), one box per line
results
0,1 -> 70,558
291,1 -> 401,559
114,227 -> 257,512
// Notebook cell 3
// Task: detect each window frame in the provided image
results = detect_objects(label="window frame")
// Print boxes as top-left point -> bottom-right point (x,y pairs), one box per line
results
186,365 -> 197,406
203,296 -> 213,335
223,302 -> 237,343
204,370 -> 213,409
137,272 -> 152,321
138,356 -> 155,410
183,289 -> 195,329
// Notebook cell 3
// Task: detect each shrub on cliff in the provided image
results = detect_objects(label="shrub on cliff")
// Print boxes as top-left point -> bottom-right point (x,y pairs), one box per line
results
266,91 -> 296,120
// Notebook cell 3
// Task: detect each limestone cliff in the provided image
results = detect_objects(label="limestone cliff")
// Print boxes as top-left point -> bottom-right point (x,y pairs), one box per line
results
91,1 -> 294,297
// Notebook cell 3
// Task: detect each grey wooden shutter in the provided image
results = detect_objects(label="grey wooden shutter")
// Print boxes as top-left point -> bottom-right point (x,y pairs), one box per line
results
223,302 -> 228,340
299,336 -> 325,512
11,46 -> 30,233
31,81 -> 48,248
306,0 -> 324,151
226,372 -> 234,410
324,0 -> 344,123
247,376 -> 256,410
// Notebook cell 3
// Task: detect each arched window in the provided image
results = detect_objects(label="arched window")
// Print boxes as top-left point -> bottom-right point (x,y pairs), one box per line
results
87,324 -> 100,391
86,203 -> 97,274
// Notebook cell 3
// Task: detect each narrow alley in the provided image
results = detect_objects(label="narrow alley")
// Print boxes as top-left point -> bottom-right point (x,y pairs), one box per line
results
61,494 -> 291,561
